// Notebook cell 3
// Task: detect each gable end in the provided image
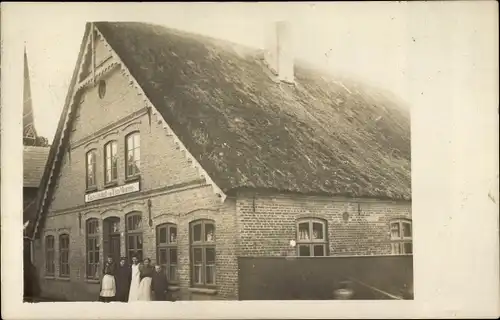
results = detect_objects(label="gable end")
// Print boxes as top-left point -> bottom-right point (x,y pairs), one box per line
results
32,22 -> 227,239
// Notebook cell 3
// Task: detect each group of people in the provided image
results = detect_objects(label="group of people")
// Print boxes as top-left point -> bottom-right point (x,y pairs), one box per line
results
98,255 -> 172,302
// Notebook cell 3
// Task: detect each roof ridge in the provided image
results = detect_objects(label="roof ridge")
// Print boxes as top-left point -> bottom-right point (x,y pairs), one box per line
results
94,21 -> 262,58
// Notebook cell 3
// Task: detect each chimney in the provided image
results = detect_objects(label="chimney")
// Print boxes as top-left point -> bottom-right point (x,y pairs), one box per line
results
264,21 -> 294,84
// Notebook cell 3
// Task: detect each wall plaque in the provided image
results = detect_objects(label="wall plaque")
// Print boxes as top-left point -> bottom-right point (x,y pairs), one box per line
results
85,181 -> 140,203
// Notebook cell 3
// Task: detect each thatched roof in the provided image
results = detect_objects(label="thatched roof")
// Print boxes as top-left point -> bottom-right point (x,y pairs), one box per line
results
95,21 -> 411,200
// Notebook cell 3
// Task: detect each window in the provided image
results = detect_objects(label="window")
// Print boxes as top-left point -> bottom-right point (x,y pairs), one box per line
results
390,219 -> 413,255
104,141 -> 118,184
59,234 -> 70,278
45,235 -> 55,276
98,80 -> 106,99
125,132 -> 140,178
296,218 -> 328,257
190,220 -> 215,287
156,224 -> 178,283
86,150 -> 97,189
86,218 -> 100,279
126,213 -> 143,263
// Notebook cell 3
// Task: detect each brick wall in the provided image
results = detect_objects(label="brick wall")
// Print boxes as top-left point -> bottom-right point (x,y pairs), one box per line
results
37,184 -> 238,301
49,67 -> 201,213
236,192 -> 412,257
34,43 -> 238,301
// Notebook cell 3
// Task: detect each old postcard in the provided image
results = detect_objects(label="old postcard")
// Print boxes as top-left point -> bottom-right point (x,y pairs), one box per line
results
1,2 -> 498,319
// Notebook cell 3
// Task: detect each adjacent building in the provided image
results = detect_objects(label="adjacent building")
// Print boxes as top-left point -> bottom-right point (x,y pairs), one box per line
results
27,21 -> 412,301
22,49 -> 50,299
23,49 -> 50,256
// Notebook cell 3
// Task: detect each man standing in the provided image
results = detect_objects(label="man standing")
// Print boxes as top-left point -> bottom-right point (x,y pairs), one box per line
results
115,257 -> 131,302
128,256 -> 141,302
151,264 -> 169,301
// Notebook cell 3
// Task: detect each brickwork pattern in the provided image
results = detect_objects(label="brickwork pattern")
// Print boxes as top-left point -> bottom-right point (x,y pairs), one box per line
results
236,192 -> 412,257
35,46 -> 238,300
34,36 -> 410,302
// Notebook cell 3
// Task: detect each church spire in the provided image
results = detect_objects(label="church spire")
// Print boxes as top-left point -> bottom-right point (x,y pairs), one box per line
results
23,46 -> 38,142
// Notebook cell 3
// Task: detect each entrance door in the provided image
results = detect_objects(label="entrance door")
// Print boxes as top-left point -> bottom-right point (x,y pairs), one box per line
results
108,234 -> 121,263
104,217 -> 121,263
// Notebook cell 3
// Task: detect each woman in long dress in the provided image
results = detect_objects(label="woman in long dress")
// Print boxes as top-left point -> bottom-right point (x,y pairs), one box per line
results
137,258 -> 154,301
99,256 -> 117,302
115,257 -> 131,302
128,256 -> 141,302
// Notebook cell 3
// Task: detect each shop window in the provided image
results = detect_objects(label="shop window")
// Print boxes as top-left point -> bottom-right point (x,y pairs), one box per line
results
190,220 -> 216,287
44,235 -> 55,276
59,234 -> 70,278
390,218 -> 413,255
296,218 -> 328,257
125,132 -> 140,178
126,212 -> 143,263
156,223 -> 178,283
86,218 -> 100,279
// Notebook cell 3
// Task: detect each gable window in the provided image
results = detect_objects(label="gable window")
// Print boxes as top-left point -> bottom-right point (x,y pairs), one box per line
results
98,80 -> 107,99
59,234 -> 70,278
126,212 -> 143,263
390,219 -> 412,255
104,141 -> 118,184
125,132 -> 140,178
190,220 -> 216,287
86,218 -> 100,279
156,223 -> 178,283
86,150 -> 97,189
296,218 -> 328,257
45,235 -> 55,276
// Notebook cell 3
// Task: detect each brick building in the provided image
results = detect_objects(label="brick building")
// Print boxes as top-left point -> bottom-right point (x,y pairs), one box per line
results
27,21 -> 412,301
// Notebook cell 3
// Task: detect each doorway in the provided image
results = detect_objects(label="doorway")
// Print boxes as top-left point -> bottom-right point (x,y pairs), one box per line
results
103,217 -> 121,263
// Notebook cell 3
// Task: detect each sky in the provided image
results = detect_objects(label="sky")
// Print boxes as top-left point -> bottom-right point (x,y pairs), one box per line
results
11,2 -> 497,141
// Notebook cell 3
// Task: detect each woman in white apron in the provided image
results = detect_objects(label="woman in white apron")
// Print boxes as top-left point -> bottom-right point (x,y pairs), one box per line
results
137,258 -> 153,301
128,256 -> 141,302
99,256 -> 117,302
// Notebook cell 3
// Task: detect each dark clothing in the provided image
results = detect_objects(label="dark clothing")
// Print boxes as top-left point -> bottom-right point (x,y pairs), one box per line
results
140,265 -> 153,280
115,264 -> 132,302
151,271 -> 169,301
98,296 -> 114,303
98,261 -> 117,302
103,262 -> 117,276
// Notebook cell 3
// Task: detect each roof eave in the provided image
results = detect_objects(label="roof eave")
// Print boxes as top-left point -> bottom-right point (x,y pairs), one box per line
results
225,186 -> 412,202
30,23 -> 93,240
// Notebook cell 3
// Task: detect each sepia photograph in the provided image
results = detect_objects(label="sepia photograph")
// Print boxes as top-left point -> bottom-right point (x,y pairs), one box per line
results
1,2 -> 498,319
21,7 -> 412,303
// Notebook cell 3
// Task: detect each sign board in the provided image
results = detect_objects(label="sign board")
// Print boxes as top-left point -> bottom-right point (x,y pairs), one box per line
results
85,181 -> 140,203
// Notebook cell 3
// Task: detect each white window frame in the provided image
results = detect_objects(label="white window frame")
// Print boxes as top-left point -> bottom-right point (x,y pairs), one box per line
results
86,149 -> 97,189
296,218 -> 328,257
390,218 -> 413,255
104,140 -> 118,184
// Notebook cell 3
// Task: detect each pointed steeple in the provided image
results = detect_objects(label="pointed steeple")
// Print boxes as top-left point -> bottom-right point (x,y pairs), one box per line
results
23,47 -> 38,142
